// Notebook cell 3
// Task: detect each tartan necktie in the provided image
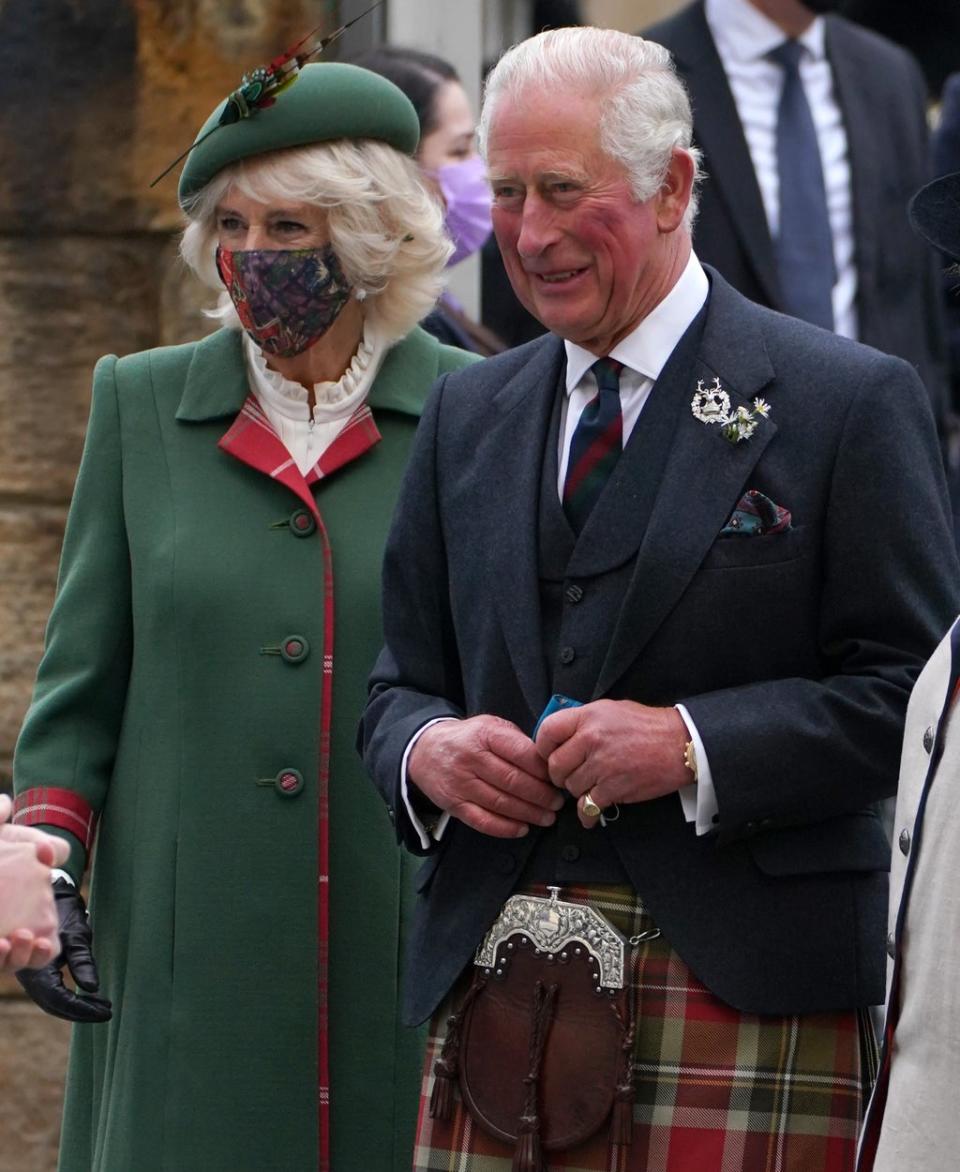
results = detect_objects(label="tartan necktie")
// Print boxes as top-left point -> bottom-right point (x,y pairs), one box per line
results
563,357 -> 624,532
770,39 -> 836,331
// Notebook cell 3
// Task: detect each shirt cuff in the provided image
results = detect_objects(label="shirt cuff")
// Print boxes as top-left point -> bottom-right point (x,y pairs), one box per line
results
675,704 -> 719,836
400,718 -> 455,849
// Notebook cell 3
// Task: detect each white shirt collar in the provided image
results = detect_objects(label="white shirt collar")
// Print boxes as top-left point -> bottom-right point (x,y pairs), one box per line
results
705,0 -> 826,64
564,252 -> 710,392
242,322 -> 386,423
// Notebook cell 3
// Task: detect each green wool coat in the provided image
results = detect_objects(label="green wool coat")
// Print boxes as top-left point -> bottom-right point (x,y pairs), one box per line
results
13,325 -> 478,1171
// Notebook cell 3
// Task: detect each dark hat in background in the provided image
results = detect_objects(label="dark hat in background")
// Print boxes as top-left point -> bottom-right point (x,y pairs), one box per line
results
909,172 -> 960,262
177,62 -> 420,208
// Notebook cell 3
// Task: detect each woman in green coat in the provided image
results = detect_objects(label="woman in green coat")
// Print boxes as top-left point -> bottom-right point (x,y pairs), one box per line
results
12,59 -> 477,1171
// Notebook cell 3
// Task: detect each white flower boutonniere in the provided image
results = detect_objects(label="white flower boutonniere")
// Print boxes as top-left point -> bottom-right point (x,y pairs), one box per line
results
691,378 -> 771,444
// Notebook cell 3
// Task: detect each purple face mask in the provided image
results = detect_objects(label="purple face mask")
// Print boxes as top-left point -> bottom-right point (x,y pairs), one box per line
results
435,155 -> 494,267
215,244 -> 352,358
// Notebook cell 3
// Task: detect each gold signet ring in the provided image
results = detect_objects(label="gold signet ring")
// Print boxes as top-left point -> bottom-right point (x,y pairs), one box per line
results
581,792 -> 602,818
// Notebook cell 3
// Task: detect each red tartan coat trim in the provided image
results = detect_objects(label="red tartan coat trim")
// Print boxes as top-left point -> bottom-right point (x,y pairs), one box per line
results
218,394 -> 378,1171
217,395 -> 382,521
13,786 -> 97,851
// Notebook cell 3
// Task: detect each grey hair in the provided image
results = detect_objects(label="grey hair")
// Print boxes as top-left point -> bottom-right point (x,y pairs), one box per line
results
479,27 -> 702,228
179,140 -> 452,344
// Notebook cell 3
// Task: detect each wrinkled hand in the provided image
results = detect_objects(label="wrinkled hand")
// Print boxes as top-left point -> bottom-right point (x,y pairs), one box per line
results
408,715 -> 563,838
535,699 -> 689,828
0,794 -> 70,868
16,880 -> 112,1023
0,838 -> 60,942
0,930 -> 59,973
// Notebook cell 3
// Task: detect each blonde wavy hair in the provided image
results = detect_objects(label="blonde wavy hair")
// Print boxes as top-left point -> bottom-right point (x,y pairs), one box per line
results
179,140 -> 452,344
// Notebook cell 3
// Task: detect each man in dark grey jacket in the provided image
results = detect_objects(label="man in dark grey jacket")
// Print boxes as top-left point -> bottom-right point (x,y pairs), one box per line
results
361,24 -> 959,1171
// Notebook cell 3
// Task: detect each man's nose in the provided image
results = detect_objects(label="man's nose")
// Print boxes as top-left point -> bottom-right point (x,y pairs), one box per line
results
516,195 -> 560,258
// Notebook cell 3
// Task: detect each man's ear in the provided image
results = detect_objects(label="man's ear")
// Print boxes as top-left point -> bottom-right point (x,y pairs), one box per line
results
656,147 -> 695,233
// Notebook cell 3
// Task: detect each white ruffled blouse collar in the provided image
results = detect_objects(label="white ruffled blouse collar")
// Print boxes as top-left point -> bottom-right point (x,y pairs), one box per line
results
243,323 -> 387,424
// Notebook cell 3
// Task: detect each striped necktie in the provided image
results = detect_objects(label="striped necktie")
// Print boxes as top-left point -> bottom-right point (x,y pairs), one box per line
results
563,357 -> 624,533
770,39 -> 836,330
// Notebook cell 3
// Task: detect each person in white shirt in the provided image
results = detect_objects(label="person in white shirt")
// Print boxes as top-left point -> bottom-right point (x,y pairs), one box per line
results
645,0 -> 949,427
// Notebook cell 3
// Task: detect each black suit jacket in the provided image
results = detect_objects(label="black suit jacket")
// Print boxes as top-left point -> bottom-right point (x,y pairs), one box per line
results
360,271 -> 960,1026
643,2 -> 948,422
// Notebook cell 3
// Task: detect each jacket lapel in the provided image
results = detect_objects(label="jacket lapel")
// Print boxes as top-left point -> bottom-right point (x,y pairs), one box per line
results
176,327 -> 439,520
672,3 -> 781,309
485,337 -> 566,721
595,273 -> 777,697
174,327 -> 250,422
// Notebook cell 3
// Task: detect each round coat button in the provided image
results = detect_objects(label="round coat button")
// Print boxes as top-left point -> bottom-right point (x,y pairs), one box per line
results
559,646 -> 576,665
290,509 -> 317,538
560,844 -> 580,862
564,584 -> 584,604
923,725 -> 935,753
280,636 -> 310,664
898,828 -> 911,856
275,769 -> 304,797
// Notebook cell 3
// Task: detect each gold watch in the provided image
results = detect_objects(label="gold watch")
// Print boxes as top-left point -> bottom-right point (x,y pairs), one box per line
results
683,739 -> 698,782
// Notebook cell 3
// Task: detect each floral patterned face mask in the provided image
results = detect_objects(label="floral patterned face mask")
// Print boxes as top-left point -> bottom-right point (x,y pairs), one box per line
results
215,244 -> 352,358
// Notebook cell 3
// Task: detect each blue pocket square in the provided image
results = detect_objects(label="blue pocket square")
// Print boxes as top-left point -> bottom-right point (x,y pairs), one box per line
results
720,490 -> 792,536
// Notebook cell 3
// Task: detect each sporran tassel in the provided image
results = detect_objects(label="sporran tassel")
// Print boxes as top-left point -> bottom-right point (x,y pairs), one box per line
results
429,973 -> 488,1121
511,980 -> 557,1171
513,1119 -> 547,1172
429,1055 -> 455,1122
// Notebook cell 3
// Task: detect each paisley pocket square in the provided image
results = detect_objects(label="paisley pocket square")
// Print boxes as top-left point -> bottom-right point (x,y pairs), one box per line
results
720,489 -> 792,536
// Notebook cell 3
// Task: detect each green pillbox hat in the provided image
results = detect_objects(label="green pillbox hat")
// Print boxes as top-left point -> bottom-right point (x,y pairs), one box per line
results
177,62 -> 420,208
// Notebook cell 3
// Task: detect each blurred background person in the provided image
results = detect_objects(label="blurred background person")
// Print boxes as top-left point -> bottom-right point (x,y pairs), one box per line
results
0,794 -> 68,972
354,45 -> 505,355
10,57 -> 476,1172
644,0 -> 950,432
856,171 -> 960,1172
479,0 -> 586,348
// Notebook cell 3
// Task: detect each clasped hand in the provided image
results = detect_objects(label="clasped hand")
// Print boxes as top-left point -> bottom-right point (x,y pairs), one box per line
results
0,792 -> 68,971
408,699 -> 689,838
0,793 -> 111,1020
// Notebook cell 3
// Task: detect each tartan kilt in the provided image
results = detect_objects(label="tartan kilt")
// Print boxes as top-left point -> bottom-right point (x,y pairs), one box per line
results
414,882 -> 878,1172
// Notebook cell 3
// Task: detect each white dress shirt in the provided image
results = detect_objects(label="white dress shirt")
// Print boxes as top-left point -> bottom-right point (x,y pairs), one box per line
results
403,254 -> 719,846
705,0 -> 857,339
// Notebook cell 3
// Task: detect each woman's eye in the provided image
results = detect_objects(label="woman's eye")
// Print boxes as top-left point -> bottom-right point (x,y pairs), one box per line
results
275,221 -> 306,234
218,216 -> 243,232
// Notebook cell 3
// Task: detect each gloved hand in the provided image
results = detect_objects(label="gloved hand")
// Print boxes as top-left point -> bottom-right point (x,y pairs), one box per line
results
16,878 -> 112,1023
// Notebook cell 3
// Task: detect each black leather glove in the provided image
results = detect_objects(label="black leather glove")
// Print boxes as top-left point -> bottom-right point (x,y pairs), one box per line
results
15,878 -> 112,1023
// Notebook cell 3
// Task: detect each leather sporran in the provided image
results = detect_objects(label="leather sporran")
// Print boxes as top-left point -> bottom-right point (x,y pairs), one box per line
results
430,888 -> 636,1170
